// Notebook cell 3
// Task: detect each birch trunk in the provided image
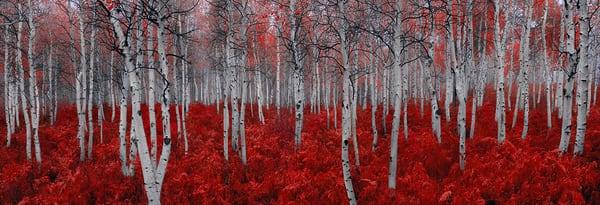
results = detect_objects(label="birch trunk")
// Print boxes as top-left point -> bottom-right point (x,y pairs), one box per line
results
542,0 -> 552,129
110,52 -> 116,122
338,1 -> 357,203
147,23 -> 158,165
351,52 -> 359,166
87,9 -> 97,159
4,25 -> 11,147
48,40 -> 55,125
574,0 -> 589,155
558,0 -> 576,154
370,42 -> 378,151
16,5 -> 33,162
275,21 -> 282,115
25,0 -> 43,165
77,2 -> 88,161
521,0 -> 533,140
290,0 -> 304,149
108,3 -> 173,203
118,70 -> 130,175
226,1 -> 240,152
382,61 -> 389,134
494,0 -> 510,144
240,74 -> 247,165
423,2 -> 441,142
253,28 -> 265,124
389,0 -> 404,187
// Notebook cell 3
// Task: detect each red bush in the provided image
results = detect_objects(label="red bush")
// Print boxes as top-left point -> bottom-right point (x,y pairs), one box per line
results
1,99 -> 599,204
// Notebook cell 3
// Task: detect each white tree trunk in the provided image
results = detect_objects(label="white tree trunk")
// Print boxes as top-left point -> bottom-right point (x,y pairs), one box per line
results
240,74 -> 247,165
253,29 -> 265,124
226,1 -> 240,152
494,0 -> 510,144
370,42 -> 379,151
15,5 -> 33,162
147,23 -> 158,166
275,22 -> 282,115
542,0 -> 552,129
118,65 -> 130,175
422,3 -> 441,142
338,1 -> 357,204
29,0 -> 42,165
574,0 -> 589,155
290,0 -> 304,149
110,52 -> 116,122
519,0 -> 533,140
77,2 -> 88,161
108,3 -> 173,203
389,0 -> 404,187
4,25 -> 12,147
559,1 -> 576,154
87,10 -> 97,159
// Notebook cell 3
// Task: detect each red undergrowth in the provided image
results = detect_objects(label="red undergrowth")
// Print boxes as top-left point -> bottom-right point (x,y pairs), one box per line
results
1,97 -> 599,204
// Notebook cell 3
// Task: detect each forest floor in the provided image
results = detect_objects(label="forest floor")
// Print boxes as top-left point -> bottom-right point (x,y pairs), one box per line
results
1,96 -> 600,204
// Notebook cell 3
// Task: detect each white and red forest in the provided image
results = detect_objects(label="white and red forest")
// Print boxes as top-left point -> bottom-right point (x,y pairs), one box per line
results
1,0 -> 600,204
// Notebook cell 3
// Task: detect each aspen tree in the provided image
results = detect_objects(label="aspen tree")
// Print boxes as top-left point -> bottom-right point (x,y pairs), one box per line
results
29,0 -> 42,165
422,0 -> 441,142
87,6 -> 97,159
559,0 -> 577,154
370,39 -> 378,151
574,0 -> 590,155
493,0 -> 512,144
289,0 -> 305,149
4,24 -> 11,147
253,27 -> 265,124
338,0 -> 357,203
542,0 -> 552,129
16,4 -> 34,162
147,23 -> 158,165
77,0 -> 88,161
389,0 -> 404,188
518,0 -> 533,140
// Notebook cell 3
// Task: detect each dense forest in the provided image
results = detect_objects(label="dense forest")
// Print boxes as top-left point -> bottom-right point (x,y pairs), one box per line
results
1,0 -> 600,204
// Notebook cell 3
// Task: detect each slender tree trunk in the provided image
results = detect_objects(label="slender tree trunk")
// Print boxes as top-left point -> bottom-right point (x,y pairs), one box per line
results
334,84 -> 338,129
351,52 -> 359,166
389,0 -> 404,187
77,2 -> 88,161
16,5 -> 33,162
338,1 -> 357,204
275,22 -> 282,115
494,0 -> 510,144
118,68 -> 132,175
542,0 -> 552,129
240,73 -> 247,165
4,25 -> 12,147
147,23 -> 158,166
370,41 -> 379,151
87,9 -> 97,159
110,52 -> 116,122
559,1 -> 576,154
519,0 -> 533,140
226,1 -> 240,152
574,0 -> 590,155
253,28 -> 265,124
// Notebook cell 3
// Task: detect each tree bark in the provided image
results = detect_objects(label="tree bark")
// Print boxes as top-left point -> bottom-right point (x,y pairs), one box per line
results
574,0 -> 590,155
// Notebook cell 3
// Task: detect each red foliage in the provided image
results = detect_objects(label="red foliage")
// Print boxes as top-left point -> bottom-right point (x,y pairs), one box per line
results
1,95 -> 600,204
